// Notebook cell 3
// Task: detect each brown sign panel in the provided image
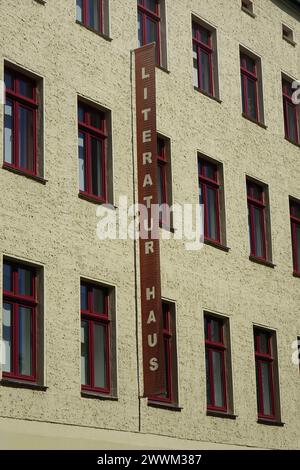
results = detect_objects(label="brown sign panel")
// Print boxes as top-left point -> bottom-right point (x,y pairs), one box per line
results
135,44 -> 165,397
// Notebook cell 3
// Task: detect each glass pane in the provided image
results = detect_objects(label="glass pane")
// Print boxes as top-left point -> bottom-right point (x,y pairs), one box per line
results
212,350 -> 225,408
19,78 -> 34,100
246,78 -> 257,120
204,160 -> 217,180
3,263 -> 12,292
3,303 -> 12,373
295,225 -> 300,268
162,304 -> 169,330
199,182 -> 203,205
204,316 -> 209,340
89,109 -> 102,129
76,0 -> 83,22
4,100 -> 13,164
291,202 -> 300,219
242,55 -> 256,74
241,77 -> 246,115
157,164 -> 164,205
145,0 -> 157,13
287,103 -> 297,142
18,106 -> 34,172
138,12 -> 143,47
18,306 -> 32,376
200,50 -> 211,94
18,267 -> 33,297
87,0 -> 100,31
206,187 -> 218,240
78,132 -> 86,192
200,27 -> 210,45
81,284 -> 88,310
205,350 -> 212,406
78,105 -> 84,123
211,318 -> 221,343
90,137 -> 104,197
253,207 -> 265,258
81,320 -> 90,385
93,323 -> 107,389
145,17 -> 157,44
193,44 -> 199,88
252,183 -> 263,201
93,287 -> 105,314
261,361 -> 272,416
257,332 -> 269,354
4,71 -> 13,90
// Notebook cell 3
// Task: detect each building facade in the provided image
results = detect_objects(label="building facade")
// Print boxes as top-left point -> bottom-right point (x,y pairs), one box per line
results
0,0 -> 299,450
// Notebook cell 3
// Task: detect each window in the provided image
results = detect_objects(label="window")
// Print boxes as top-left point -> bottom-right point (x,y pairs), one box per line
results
241,0 -> 254,16
81,281 -> 115,395
137,0 -> 167,67
76,0 -> 109,35
254,328 -> 280,421
4,67 -> 41,176
283,78 -> 299,145
78,100 -> 111,203
290,199 -> 300,274
198,157 -> 226,245
157,136 -> 172,226
2,260 -> 39,382
204,314 -> 232,413
149,301 -> 178,405
192,21 -> 216,97
240,51 -> 263,123
282,25 -> 295,45
247,179 -> 272,262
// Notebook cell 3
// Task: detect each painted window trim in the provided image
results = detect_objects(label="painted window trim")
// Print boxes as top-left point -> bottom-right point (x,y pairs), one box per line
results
192,21 -> 215,97
240,53 -> 260,123
247,179 -> 269,262
198,158 -> 221,244
77,0 -> 104,35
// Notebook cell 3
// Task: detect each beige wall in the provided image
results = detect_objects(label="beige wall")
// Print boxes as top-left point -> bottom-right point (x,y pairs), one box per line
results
0,0 -> 299,450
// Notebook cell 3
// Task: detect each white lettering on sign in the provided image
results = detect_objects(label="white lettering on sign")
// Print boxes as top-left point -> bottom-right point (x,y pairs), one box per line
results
143,130 -> 151,143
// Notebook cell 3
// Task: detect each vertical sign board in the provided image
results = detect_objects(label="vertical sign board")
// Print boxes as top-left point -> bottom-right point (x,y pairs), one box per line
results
135,44 -> 165,397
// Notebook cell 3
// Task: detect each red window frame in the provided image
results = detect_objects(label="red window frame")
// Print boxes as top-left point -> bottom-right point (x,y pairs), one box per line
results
290,200 -> 300,274
254,329 -> 276,420
81,282 -> 111,394
205,315 -> 228,412
138,0 -> 161,65
2,261 -> 37,382
283,79 -> 299,145
77,0 -> 104,34
198,158 -> 221,244
4,68 -> 38,176
78,102 -> 107,202
192,22 -> 214,96
247,180 -> 268,261
150,302 -> 175,404
240,53 -> 260,121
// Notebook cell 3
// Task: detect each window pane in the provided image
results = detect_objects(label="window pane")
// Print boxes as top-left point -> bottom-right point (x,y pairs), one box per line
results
18,267 -> 33,297
81,320 -> 90,385
90,137 -> 104,197
145,17 -> 158,44
76,0 -> 83,22
81,284 -> 88,310
4,71 -> 13,90
204,160 -> 217,180
4,100 -> 13,164
157,164 -> 165,205
212,350 -> 225,408
200,27 -> 210,45
138,12 -> 143,47
261,361 -> 273,416
253,207 -> 265,258
295,224 -> 300,268
89,109 -> 102,129
145,0 -> 157,13
93,287 -> 105,314
291,203 -> 300,219
78,132 -> 86,192
18,106 -> 34,172
18,306 -> 32,376
204,316 -> 209,340
210,318 -> 221,343
257,332 -> 269,354
199,182 -> 203,205
19,78 -> 34,100
3,303 -> 12,373
287,103 -> 297,142
246,78 -> 257,120
3,263 -> 12,292
206,187 -> 218,240
205,350 -> 212,405
93,323 -> 107,388
200,50 -> 211,94
78,105 -> 84,123
87,0 -> 100,32
193,44 -> 199,88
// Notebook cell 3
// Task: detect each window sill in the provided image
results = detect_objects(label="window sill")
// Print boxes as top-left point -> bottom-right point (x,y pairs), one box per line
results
76,20 -> 112,42
156,64 -> 170,74
194,87 -> 222,104
78,192 -> 112,206
148,400 -> 182,412
204,239 -> 230,252
293,271 -> 300,278
81,391 -> 118,401
284,136 -> 300,149
257,418 -> 285,427
2,164 -> 47,184
241,7 -> 256,18
207,410 -> 237,420
0,379 -> 48,391
283,36 -> 296,47
242,113 -> 267,129
249,255 -> 276,268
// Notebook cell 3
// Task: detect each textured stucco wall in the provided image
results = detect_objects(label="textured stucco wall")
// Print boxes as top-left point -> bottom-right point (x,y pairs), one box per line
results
0,0 -> 299,449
